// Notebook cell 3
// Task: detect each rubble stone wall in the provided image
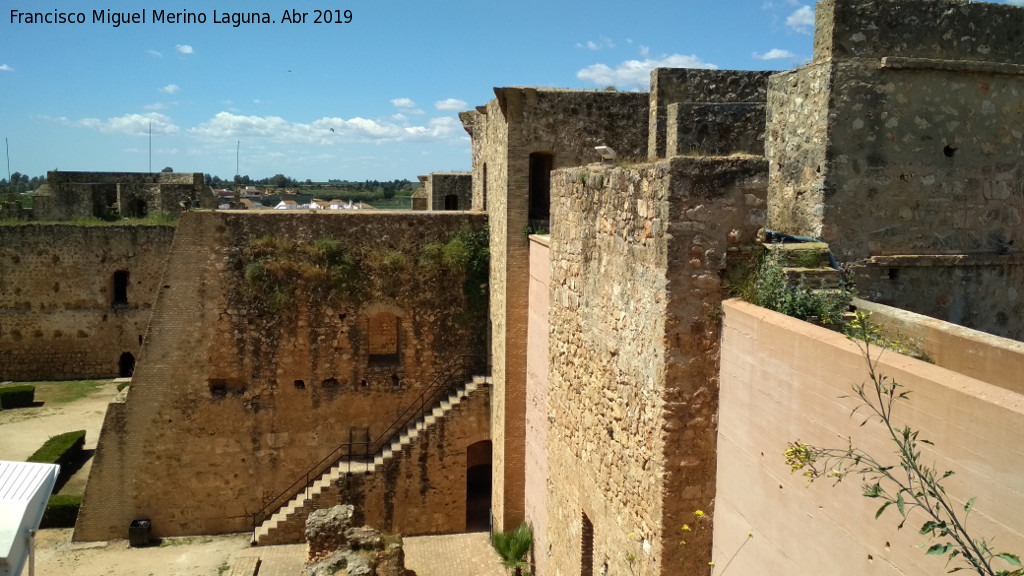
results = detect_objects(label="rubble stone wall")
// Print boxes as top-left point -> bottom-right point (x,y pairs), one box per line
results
0,224 -> 173,380
75,210 -> 488,540
649,68 -> 773,159
544,156 -> 767,576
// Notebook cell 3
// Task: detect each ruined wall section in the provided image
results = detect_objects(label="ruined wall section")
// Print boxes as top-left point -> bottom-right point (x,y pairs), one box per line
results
821,61 -> 1024,260
545,156 -> 767,576
765,61 -> 834,237
0,224 -> 173,380
502,87 -> 647,530
34,171 -> 211,220
76,211 -> 489,540
649,69 -> 772,159
767,0 -> 1024,339
463,87 -> 648,531
813,0 -> 1024,64
425,173 -> 472,211
547,162 -> 672,576
667,103 -> 767,157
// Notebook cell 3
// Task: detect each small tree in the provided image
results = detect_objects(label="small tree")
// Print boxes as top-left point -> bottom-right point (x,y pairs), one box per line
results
491,523 -> 533,576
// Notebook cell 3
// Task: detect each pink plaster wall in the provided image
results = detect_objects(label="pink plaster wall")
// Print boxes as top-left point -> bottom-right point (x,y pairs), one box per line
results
714,298 -> 1024,575
525,235 -> 550,574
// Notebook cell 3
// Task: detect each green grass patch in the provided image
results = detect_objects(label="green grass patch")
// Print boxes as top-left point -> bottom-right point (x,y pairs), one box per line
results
0,385 -> 35,409
12,379 -> 112,404
39,494 -> 82,528
27,430 -> 86,470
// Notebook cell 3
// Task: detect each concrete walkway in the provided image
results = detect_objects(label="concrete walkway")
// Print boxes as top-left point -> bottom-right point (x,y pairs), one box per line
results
226,531 -> 507,576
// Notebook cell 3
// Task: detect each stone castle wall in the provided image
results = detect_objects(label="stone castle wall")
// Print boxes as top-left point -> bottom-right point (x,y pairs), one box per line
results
0,224 -> 173,380
542,156 -> 767,576
767,0 -> 1024,339
648,68 -> 773,159
460,87 -> 649,531
813,0 -> 1024,64
34,171 -> 212,220
76,210 -> 489,540
258,388 -> 491,544
423,172 -> 472,211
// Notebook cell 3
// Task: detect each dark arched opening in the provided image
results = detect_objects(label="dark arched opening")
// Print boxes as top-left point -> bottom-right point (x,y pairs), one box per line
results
466,440 -> 492,531
528,152 -> 552,231
118,352 -> 135,377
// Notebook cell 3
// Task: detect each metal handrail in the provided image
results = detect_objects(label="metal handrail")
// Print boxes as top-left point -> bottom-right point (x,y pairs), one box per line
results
250,353 -> 489,535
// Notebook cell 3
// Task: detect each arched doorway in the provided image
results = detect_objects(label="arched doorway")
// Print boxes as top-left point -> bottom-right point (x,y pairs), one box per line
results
466,440 -> 492,531
118,352 -> 135,377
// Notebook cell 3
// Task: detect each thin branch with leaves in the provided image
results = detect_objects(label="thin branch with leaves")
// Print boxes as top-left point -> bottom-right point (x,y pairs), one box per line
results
784,311 -> 1022,576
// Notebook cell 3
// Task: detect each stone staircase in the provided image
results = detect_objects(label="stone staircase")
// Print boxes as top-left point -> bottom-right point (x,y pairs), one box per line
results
765,241 -> 843,290
253,375 -> 490,545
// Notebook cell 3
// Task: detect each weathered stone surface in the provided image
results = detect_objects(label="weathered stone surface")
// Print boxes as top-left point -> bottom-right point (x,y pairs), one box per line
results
306,505 -> 356,558
649,68 -> 773,159
0,224 -> 174,380
34,170 -> 214,221
419,173 -> 472,211
766,0 -> 1024,339
302,506 -> 413,576
460,86 -> 649,531
814,0 -> 1024,64
75,211 -> 489,541
543,156 -> 767,576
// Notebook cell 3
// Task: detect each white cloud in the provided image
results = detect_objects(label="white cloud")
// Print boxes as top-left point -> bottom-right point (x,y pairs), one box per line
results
160,84 -> 180,94
754,48 -> 797,60
391,98 -> 416,108
146,49 -> 162,58
0,64 -> 13,72
435,98 -> 468,111
577,36 -> 615,51
144,103 -> 167,111
73,113 -> 179,136
188,112 -> 460,144
577,54 -> 717,89
786,6 -> 815,34
175,44 -> 194,54
639,45 -> 650,58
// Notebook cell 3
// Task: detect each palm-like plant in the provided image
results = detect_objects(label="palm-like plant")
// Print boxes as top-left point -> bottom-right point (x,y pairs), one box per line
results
490,523 -> 533,576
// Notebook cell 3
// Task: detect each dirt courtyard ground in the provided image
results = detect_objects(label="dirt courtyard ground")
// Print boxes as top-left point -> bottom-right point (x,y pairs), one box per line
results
1,380 -> 506,576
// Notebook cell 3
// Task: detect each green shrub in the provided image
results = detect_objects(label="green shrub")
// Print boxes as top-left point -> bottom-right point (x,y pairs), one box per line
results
27,430 -> 86,470
39,494 -> 82,528
0,385 -> 35,409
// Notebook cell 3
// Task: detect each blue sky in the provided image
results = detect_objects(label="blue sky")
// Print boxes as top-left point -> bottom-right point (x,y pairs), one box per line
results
1,0 -> 1021,182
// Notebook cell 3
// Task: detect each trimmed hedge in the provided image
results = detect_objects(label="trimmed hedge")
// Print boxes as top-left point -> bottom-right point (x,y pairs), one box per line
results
27,430 -> 86,471
39,494 -> 82,528
0,385 -> 35,409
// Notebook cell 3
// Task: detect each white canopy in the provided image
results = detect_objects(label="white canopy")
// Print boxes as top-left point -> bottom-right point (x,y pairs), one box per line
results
0,461 -> 60,576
